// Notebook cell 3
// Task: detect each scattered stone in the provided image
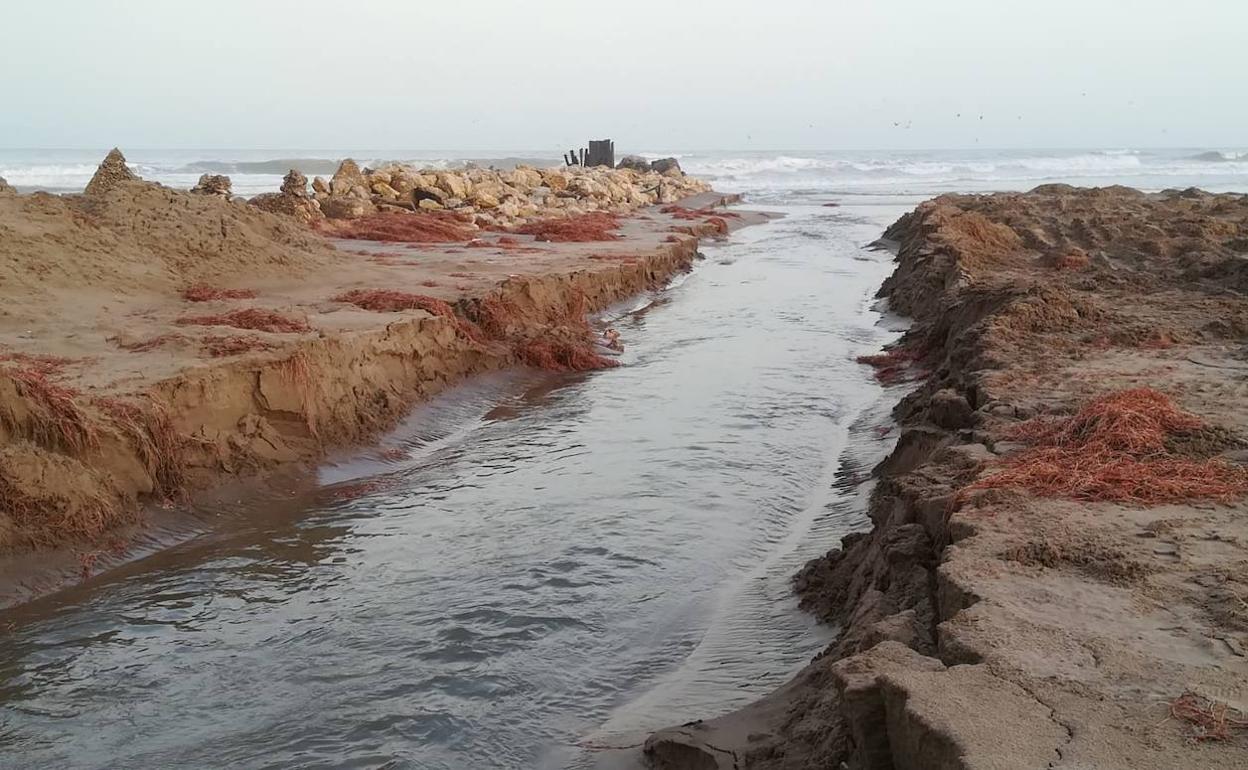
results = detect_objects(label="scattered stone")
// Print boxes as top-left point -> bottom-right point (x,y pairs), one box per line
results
84,148 -> 139,197
280,170 -> 309,198
190,174 -> 233,197
248,170 -> 320,222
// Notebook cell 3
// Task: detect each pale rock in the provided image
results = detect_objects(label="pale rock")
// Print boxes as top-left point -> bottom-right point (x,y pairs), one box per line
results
541,170 -> 569,192
436,172 -> 469,200
321,197 -> 375,219
330,159 -> 367,196
371,182 -> 401,200
471,191 -> 500,209
510,166 -> 543,189
417,198 -> 444,211
390,173 -> 416,194
311,176 -> 330,195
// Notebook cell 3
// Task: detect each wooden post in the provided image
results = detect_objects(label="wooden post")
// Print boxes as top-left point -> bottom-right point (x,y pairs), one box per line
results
586,139 -> 614,168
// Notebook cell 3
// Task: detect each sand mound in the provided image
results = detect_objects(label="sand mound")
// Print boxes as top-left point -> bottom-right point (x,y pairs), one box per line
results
0,150 -> 340,300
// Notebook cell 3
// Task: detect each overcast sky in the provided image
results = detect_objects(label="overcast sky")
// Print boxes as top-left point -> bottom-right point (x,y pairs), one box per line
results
2,0 -> 1244,151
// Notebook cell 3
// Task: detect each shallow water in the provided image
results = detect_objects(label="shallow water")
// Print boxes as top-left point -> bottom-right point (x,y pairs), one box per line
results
0,196 -> 910,770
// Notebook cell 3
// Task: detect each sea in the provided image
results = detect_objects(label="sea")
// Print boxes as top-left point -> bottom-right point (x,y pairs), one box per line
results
2,147 -> 1247,201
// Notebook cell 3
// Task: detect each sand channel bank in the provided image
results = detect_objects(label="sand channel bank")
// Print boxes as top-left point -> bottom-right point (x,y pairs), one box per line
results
0,151 -> 766,604
643,185 -> 1248,769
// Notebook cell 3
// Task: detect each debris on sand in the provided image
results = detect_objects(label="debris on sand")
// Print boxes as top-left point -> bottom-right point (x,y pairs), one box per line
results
175,308 -> 310,334
1170,692 -> 1248,742
180,285 -> 258,302
966,388 -> 1248,504
513,213 -> 622,243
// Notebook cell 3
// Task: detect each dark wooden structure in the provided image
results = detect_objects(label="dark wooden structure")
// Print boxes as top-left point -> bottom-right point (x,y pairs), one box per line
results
564,139 -> 615,168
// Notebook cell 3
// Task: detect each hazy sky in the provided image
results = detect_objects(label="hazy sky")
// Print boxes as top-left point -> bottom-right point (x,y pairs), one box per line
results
3,0 -> 1244,150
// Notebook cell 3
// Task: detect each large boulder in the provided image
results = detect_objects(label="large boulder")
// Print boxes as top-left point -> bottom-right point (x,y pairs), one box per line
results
389,171 -> 417,194
0,176 -> 15,195
371,182 -> 401,200
616,155 -> 651,172
84,148 -> 139,196
470,190 -> 501,209
330,159 -> 367,196
321,196 -> 375,220
311,176 -> 330,195
540,169 -> 569,192
190,173 -> 233,197
509,166 -> 543,189
435,171 -> 470,200
649,157 -> 683,176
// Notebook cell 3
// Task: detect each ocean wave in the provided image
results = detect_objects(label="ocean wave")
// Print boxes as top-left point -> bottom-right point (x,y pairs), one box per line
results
176,158 -> 347,175
1188,150 -> 1248,162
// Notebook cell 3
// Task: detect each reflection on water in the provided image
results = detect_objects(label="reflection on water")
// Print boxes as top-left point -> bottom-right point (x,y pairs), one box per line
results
0,197 -> 909,770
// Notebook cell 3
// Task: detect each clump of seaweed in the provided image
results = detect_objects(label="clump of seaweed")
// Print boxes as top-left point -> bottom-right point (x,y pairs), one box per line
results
318,211 -> 476,243
334,289 -> 455,317
0,351 -> 74,376
176,308 -> 310,334
0,466 -> 122,548
516,339 -> 618,372
1,366 -> 97,454
93,396 -> 185,494
334,289 -> 485,342
180,285 -> 258,302
1169,692 -> 1248,742
855,346 -> 925,384
513,213 -> 622,242
965,388 -> 1248,504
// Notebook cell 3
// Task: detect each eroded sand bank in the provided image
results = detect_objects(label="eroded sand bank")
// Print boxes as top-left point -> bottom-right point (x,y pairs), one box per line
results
0,154 -> 761,603
646,186 -> 1248,768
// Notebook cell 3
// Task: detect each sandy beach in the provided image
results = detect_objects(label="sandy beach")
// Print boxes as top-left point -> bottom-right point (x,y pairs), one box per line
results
0,151 -> 756,602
